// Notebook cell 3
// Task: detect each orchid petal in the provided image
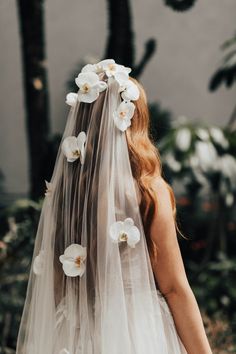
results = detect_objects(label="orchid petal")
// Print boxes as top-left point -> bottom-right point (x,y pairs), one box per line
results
114,72 -> 129,86
77,131 -> 87,164
66,92 -> 78,107
121,81 -> 140,101
63,244 -> 87,260
113,113 -> 131,132
77,87 -> 99,103
97,81 -> 108,92
33,250 -> 45,275
97,59 -> 115,68
61,136 -> 79,162
59,255 -> 66,263
109,221 -> 124,242
123,217 -> 135,229
196,128 -> 209,141
175,128 -> 191,152
62,261 -> 82,277
116,64 -> 131,75
77,131 -> 87,147
127,226 -> 140,248
81,64 -> 96,73
75,72 -> 99,87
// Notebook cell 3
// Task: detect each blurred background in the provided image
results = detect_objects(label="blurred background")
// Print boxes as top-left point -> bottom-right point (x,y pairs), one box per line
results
0,0 -> 236,352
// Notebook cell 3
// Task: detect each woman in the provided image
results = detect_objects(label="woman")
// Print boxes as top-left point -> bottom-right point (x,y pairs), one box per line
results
16,59 -> 212,354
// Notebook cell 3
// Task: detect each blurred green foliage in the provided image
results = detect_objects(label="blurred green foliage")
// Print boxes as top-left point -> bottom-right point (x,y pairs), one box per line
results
209,31 -> 236,92
0,200 -> 42,350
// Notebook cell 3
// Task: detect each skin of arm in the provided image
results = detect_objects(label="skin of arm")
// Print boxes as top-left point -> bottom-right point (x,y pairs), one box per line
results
150,176 -> 212,354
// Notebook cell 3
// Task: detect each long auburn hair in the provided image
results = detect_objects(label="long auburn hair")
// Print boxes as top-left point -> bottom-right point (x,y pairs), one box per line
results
126,78 -> 181,262
53,77 -> 180,303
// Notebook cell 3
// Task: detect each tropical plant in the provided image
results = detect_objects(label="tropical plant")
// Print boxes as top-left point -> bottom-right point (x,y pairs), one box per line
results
209,32 -> 236,92
0,199 -> 42,350
209,31 -> 236,129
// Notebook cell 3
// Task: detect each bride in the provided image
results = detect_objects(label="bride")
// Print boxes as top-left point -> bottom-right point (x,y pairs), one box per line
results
16,59 -> 212,354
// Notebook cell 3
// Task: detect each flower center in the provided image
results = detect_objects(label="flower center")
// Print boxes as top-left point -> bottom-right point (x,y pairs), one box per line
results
81,83 -> 90,93
72,149 -> 80,158
108,63 -> 116,72
119,232 -> 128,241
119,111 -> 126,119
75,256 -> 82,268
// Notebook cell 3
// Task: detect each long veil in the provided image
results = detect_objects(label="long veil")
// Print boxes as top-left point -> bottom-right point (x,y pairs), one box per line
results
16,61 -> 187,354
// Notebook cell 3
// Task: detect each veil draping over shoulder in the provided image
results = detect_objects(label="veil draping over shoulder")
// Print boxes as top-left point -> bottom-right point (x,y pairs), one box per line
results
16,60 -> 187,354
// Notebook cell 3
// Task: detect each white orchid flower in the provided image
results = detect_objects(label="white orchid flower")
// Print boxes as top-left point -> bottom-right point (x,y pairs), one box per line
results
33,250 -> 45,275
75,72 -> 107,103
104,63 -> 131,78
81,59 -> 131,79
119,79 -> 140,101
164,153 -> 181,172
45,180 -> 53,197
61,132 -> 86,164
65,92 -> 78,107
189,154 -> 199,168
113,101 -> 135,132
210,127 -> 229,149
81,59 -> 115,74
59,244 -> 87,277
195,141 -> 217,172
175,128 -> 191,152
109,217 -> 140,248
215,154 -> 236,184
96,59 -> 115,71
196,128 -> 209,141
99,60 -> 131,82
81,63 -> 97,73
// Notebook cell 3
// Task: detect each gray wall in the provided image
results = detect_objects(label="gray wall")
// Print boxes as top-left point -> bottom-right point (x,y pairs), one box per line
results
0,0 -> 236,196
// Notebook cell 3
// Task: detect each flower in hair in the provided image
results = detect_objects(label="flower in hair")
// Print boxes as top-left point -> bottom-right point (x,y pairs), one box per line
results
61,131 -> 86,164
65,92 -> 78,107
75,72 -> 107,103
109,217 -> 140,248
120,79 -> 140,101
82,59 -> 115,74
113,100 -> 135,132
65,59 -> 140,131
102,62 -> 131,80
82,59 -> 131,80
59,244 -> 87,277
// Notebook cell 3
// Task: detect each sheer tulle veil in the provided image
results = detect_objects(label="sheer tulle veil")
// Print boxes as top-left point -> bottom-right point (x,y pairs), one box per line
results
16,60 -> 187,354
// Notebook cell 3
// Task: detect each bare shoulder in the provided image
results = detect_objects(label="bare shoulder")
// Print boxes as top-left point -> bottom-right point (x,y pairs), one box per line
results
149,176 -> 189,294
149,175 -> 177,250
151,175 -> 174,219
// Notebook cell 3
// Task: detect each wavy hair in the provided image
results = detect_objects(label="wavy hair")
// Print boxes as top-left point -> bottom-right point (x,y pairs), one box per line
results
125,78 -> 182,261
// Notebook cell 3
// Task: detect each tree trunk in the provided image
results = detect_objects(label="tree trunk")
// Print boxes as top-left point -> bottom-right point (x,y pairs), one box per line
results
104,0 -> 156,78
17,0 -> 50,200
105,0 -> 135,68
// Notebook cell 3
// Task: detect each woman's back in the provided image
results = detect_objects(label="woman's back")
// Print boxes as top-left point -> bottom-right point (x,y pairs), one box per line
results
16,59 -> 211,354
